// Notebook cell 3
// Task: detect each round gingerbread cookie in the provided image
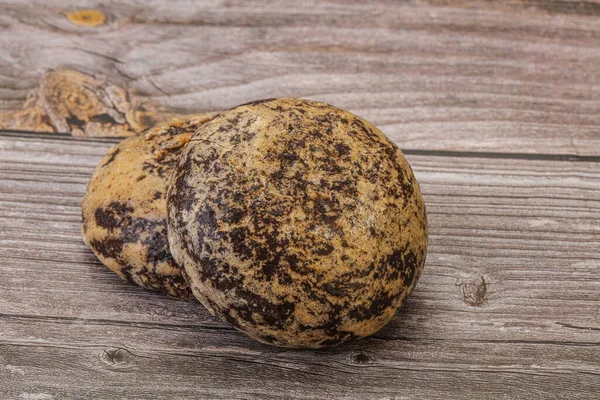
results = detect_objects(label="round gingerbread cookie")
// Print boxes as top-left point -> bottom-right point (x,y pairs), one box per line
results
82,114 -> 214,299
167,98 -> 428,347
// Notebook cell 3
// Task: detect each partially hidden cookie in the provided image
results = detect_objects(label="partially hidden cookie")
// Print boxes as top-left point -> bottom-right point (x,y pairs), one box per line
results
167,98 -> 428,347
82,114 -> 214,299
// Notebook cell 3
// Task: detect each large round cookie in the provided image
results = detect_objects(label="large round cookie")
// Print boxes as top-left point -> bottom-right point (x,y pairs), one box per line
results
82,114 -> 213,299
167,98 -> 428,347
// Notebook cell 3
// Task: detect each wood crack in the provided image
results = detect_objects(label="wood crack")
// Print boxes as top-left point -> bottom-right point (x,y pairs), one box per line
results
556,322 -> 600,332
0,312 -> 233,333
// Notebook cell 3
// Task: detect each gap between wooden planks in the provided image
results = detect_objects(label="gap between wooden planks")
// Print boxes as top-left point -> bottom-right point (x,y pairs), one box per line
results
0,131 -> 598,399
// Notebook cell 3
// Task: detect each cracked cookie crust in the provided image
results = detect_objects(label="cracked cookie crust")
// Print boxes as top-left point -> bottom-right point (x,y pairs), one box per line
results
167,99 -> 428,347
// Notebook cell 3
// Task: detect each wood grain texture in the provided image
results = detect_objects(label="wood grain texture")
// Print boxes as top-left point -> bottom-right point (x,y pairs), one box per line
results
1,1 -> 599,398
1,132 -> 599,399
0,0 -> 599,152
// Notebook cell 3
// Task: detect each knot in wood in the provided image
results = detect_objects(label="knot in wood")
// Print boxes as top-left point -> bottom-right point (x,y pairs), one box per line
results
100,348 -> 128,365
460,275 -> 487,307
66,9 -> 107,27
351,352 -> 373,364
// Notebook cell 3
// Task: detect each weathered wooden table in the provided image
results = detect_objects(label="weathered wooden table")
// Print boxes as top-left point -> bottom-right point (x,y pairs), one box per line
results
1,1 -> 599,399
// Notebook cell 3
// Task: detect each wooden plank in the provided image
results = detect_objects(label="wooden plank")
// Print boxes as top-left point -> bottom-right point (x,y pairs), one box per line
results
2,323 -> 599,399
1,1 -> 599,152
1,132 -> 599,399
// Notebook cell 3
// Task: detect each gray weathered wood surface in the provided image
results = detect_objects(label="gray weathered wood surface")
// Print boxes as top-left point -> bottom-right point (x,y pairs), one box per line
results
1,132 -> 599,399
1,0 -> 600,151
1,0 -> 600,399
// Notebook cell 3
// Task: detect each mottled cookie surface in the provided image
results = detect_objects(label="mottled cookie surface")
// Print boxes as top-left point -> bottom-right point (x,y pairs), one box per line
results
82,114 -> 213,299
167,98 -> 428,347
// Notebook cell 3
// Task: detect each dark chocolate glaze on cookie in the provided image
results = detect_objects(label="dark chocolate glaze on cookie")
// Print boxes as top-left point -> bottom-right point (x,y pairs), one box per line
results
167,99 -> 428,347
